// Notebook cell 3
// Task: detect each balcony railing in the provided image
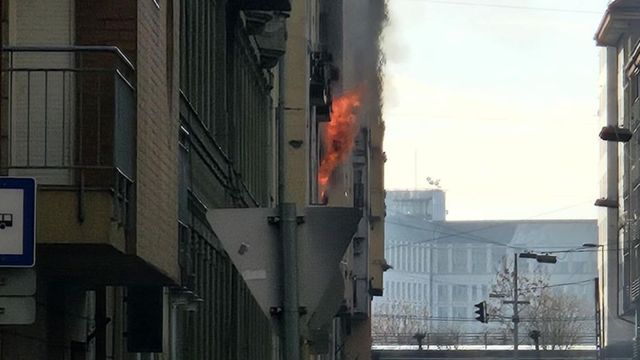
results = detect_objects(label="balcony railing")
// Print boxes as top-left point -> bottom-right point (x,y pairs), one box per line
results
0,46 -> 135,223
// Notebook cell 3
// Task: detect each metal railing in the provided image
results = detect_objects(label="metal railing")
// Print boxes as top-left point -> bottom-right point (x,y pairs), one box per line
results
372,332 -> 598,349
0,46 -> 135,224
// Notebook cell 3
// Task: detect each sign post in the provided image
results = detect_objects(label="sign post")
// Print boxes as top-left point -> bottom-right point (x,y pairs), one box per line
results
0,177 -> 36,324
0,177 -> 36,267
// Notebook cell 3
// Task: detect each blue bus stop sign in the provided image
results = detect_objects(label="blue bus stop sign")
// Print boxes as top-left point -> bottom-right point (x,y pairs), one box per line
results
0,178 -> 36,267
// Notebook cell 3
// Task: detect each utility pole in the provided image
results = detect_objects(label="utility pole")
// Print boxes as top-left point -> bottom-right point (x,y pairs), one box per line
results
508,252 -> 556,360
513,252 -> 519,360
278,57 -> 301,360
595,277 -> 602,360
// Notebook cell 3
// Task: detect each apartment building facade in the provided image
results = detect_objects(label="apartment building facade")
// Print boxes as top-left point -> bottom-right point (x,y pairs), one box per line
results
208,0 -> 386,358
595,1 -> 640,358
0,0 -> 384,359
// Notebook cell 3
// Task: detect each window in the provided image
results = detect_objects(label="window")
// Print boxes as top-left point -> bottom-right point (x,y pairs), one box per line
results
452,285 -> 468,303
452,247 -> 468,273
437,247 -> 449,273
472,247 -> 487,273
437,285 -> 449,302
453,306 -> 467,318
490,247 -> 506,270
471,285 -> 478,300
481,285 -> 488,299
557,261 -> 569,273
438,306 -> 449,318
392,247 -> 399,272
403,244 -> 409,271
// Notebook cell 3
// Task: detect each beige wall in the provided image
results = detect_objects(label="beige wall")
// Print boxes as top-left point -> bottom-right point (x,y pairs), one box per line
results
135,0 -> 179,282
283,0 -> 310,207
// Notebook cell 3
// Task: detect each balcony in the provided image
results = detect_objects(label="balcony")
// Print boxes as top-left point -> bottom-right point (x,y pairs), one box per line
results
0,47 -> 164,284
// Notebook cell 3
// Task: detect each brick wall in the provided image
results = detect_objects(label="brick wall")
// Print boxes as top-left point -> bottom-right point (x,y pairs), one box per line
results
136,0 -> 179,281
75,1 -> 137,187
76,0 -> 137,61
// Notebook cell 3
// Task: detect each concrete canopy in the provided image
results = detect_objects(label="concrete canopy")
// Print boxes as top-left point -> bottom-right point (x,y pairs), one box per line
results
206,206 -> 361,320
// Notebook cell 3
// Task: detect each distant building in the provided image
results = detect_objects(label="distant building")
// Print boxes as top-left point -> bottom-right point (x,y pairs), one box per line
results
0,0 -> 385,358
375,191 -> 598,346
386,189 -> 447,220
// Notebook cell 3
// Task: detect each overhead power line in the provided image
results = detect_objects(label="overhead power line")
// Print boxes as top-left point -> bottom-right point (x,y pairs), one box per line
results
397,0 -> 603,15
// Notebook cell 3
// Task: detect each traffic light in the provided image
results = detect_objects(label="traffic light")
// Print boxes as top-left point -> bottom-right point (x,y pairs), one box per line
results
474,301 -> 488,323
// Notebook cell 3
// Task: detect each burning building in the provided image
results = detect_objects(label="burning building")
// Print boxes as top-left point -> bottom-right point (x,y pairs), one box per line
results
0,0 -> 385,359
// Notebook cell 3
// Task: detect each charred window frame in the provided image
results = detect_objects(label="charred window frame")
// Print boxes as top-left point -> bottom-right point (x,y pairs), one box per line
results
309,51 -> 338,205
310,105 -> 321,204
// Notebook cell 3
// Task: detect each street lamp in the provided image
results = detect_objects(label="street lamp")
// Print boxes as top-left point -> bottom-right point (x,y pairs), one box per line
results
599,125 -> 632,142
594,198 -> 619,208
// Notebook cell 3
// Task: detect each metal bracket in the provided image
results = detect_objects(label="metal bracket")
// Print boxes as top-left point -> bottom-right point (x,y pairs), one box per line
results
268,216 -> 304,225
270,306 -> 283,317
269,306 -> 307,316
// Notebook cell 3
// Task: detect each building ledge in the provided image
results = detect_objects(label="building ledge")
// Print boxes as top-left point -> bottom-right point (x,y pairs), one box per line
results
37,244 -> 176,286
595,1 -> 640,46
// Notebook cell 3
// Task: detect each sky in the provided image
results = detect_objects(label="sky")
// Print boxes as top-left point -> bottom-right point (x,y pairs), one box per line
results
382,0 -> 608,220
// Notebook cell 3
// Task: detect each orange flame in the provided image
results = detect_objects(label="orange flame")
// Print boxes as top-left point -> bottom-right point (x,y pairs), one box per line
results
318,88 -> 362,195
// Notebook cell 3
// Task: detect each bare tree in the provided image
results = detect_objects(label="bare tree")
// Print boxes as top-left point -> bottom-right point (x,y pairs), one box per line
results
372,301 -> 469,349
372,301 -> 429,337
488,257 -> 593,349
521,291 -> 591,350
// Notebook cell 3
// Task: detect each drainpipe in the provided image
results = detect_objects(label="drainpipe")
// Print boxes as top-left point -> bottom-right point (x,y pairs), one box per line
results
278,54 -> 301,360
